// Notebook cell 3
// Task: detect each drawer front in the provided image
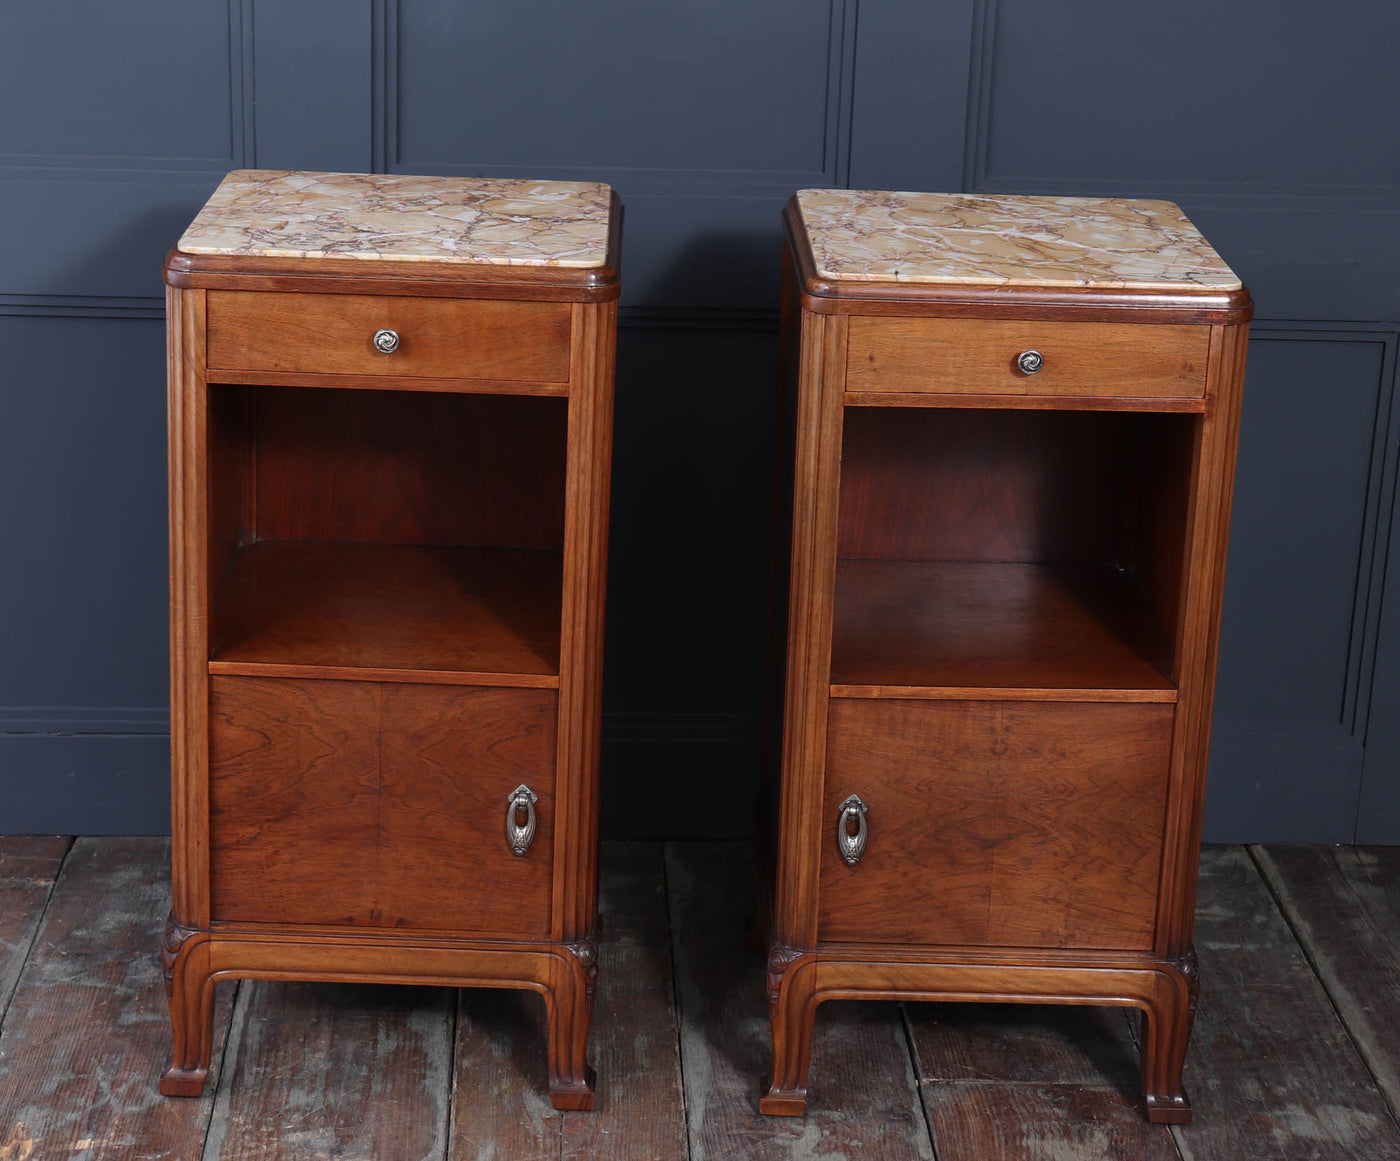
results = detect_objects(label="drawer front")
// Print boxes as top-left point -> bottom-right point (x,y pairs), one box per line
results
206,290 -> 573,383
210,676 -> 557,934
819,699 -> 1172,950
845,317 -> 1209,399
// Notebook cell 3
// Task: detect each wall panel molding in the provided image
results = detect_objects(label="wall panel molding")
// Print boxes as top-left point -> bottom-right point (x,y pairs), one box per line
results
1206,322 -> 1400,841
376,0 -> 858,196
962,0 -> 1399,209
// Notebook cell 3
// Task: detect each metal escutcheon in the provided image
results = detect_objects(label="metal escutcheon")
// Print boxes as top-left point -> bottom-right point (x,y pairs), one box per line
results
506,784 -> 538,856
1016,349 -> 1044,375
836,794 -> 869,867
372,328 -> 401,354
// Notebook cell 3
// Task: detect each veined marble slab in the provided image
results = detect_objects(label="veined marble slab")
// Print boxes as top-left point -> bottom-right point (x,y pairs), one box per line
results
178,170 -> 613,268
796,189 -> 1240,291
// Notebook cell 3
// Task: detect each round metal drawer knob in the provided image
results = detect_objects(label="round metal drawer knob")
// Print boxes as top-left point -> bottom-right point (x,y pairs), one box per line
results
1016,349 -> 1044,375
372,328 -> 401,354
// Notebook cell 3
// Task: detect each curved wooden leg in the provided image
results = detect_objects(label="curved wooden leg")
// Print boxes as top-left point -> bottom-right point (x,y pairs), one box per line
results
160,919 -> 214,1097
1141,951 -> 1198,1124
760,946 -> 818,1115
546,938 -> 597,1111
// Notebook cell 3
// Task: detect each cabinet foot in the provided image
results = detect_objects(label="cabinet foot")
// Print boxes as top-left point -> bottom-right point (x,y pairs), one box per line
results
759,1084 -> 808,1116
1145,1092 -> 1193,1124
159,1067 -> 209,1097
544,937 -> 597,1111
762,944 -> 819,1116
1138,949 -> 1198,1125
161,916 -> 214,1099
549,1066 -> 598,1111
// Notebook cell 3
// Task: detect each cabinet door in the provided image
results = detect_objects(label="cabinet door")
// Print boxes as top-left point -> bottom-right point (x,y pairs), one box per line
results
209,676 -> 556,935
819,699 -> 1173,950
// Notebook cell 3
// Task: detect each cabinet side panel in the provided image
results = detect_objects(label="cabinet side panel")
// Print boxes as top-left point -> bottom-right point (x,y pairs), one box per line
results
552,299 -> 616,941
772,309 -> 847,949
168,285 -> 211,928
1156,323 -> 1250,954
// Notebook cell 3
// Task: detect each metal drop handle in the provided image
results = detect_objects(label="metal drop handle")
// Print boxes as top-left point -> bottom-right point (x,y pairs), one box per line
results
836,794 -> 869,867
506,784 -> 538,856
1016,349 -> 1044,375
372,328 -> 401,354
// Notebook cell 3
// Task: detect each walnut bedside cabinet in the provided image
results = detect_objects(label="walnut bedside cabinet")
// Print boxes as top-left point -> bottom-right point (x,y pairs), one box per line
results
761,190 -> 1251,1123
161,170 -> 619,1109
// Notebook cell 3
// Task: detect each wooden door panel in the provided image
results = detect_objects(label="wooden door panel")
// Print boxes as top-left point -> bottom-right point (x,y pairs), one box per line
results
378,684 -> 556,934
209,676 -> 556,934
209,676 -> 382,926
819,699 -> 1173,950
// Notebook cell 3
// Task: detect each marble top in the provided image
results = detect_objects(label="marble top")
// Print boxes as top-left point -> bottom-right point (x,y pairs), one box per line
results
795,189 -> 1240,291
177,170 -> 613,268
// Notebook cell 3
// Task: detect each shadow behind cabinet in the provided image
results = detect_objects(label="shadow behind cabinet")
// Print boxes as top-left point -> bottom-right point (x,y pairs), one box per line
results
762,190 -> 1252,1123
161,171 -> 619,1110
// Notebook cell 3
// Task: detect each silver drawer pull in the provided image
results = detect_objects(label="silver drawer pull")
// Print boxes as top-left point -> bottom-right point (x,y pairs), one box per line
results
372,328 -> 401,354
1016,349 -> 1044,375
836,794 -> 869,866
506,784 -> 538,856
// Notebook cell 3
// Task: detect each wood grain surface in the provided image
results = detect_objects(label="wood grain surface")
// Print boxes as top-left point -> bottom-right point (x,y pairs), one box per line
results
1253,845 -> 1400,1120
241,385 -> 568,551
0,839 -> 70,1026
830,560 -> 1176,694
203,982 -> 454,1161
845,316 -> 1210,398
206,290 -> 572,382
905,1002 -> 1182,1160
1170,847 -> 1400,1160
448,844 -> 687,1161
820,698 -> 1172,949
668,843 -> 934,1161
210,541 -> 563,680
209,676 -> 557,933
836,406 -> 1197,568
1,840 -> 1399,1158
0,839 -> 236,1161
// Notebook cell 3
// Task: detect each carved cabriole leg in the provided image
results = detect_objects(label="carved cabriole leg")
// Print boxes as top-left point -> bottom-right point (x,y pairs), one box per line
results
160,917 -> 215,1097
760,945 -> 819,1115
1141,951 -> 1198,1124
546,937 -> 597,1110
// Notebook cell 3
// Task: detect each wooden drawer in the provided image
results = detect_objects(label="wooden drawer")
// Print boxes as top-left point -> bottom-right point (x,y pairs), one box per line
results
206,290 -> 573,383
818,698 -> 1172,950
209,676 -> 557,934
845,317 -> 1209,399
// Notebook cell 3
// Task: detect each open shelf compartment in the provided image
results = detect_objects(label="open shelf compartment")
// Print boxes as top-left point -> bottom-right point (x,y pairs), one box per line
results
831,406 -> 1196,699
206,383 -> 568,685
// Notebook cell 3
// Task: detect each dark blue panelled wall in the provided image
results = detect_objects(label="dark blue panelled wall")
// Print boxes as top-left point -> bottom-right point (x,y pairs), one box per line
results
2,1 -> 1398,841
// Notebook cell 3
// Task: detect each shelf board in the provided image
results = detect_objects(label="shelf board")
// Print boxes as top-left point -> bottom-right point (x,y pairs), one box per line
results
210,541 -> 562,685
830,560 -> 1176,700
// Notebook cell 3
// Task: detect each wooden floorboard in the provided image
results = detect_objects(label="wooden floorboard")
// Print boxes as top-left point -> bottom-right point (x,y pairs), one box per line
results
666,842 -> 934,1161
0,838 -> 1398,1160
1170,846 -> 1400,1161
202,980 -> 454,1161
0,837 -> 236,1161
1254,844 -> 1400,1121
905,1001 -> 1182,1161
0,838 -> 71,1028
447,842 -> 688,1161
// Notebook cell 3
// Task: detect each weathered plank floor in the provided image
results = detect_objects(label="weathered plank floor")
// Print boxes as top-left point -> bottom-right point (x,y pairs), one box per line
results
0,839 -> 1396,1161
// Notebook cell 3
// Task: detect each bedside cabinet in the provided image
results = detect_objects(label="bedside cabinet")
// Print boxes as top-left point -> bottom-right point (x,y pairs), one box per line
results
160,170 -> 619,1110
761,190 -> 1251,1123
